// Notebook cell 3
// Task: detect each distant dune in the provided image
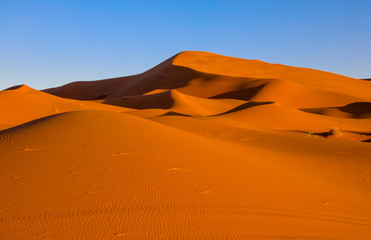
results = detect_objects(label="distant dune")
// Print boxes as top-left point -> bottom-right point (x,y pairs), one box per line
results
1,51 -> 371,239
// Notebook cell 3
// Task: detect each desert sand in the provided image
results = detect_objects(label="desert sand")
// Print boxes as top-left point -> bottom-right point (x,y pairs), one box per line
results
1,51 -> 371,239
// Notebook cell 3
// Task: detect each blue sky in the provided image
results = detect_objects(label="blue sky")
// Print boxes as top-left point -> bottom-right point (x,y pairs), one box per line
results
1,0 -> 371,90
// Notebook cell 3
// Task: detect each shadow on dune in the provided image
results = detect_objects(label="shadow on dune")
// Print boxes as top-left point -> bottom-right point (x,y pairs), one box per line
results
103,91 -> 175,110
350,131 -> 371,135
208,79 -> 277,101
289,130 -> 371,143
210,85 -> 265,101
117,66 -> 201,97
300,102 -> 371,119
3,84 -> 28,91
213,101 -> 274,116
159,111 -> 190,117
117,69 -> 271,99
338,102 -> 371,116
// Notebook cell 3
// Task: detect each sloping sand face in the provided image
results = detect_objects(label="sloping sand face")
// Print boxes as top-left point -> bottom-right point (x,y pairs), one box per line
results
1,51 -> 371,239
0,84 -> 129,129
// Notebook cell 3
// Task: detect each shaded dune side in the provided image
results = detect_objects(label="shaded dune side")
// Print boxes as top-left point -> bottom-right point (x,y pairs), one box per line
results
44,51 -> 371,105
207,102 -> 370,132
103,90 -> 243,116
43,55 -> 202,100
44,75 -> 141,100
3,84 -> 36,92
1,110 -> 371,239
210,78 -> 367,108
301,102 -> 371,119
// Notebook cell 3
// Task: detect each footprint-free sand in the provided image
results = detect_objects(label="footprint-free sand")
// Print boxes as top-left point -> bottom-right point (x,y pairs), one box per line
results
1,51 -> 371,239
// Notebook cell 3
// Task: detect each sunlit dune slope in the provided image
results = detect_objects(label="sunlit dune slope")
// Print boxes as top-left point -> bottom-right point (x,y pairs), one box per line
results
0,84 -> 129,128
1,110 -> 370,239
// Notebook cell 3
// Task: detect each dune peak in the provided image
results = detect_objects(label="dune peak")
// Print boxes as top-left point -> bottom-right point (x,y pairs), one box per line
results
3,84 -> 37,92
172,51 -> 252,66
172,50 -> 266,64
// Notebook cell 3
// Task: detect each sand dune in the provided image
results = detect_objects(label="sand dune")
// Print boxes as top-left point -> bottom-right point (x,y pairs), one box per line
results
1,110 -> 371,239
103,89 -> 243,116
44,51 -> 371,117
204,101 -> 371,132
173,51 -> 371,101
302,102 -> 371,119
0,84 -> 129,128
45,52 -> 371,102
210,78 -> 367,108
1,51 -> 371,239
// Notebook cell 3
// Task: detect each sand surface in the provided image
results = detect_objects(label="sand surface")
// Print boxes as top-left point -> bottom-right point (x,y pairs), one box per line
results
1,51 -> 371,239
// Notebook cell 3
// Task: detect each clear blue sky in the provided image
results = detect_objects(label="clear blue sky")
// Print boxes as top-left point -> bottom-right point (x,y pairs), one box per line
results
1,0 -> 370,90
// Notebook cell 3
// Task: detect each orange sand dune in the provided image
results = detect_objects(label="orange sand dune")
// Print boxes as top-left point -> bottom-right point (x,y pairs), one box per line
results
103,89 -> 244,116
1,110 -> 371,239
44,75 -> 141,100
301,102 -> 371,119
173,51 -> 371,101
205,101 -> 371,132
45,51 -> 371,103
0,84 -> 129,128
1,51 -> 371,239
210,78 -> 367,108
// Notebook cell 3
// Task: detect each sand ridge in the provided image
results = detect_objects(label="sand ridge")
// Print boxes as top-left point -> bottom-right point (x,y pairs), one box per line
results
0,84 -> 130,129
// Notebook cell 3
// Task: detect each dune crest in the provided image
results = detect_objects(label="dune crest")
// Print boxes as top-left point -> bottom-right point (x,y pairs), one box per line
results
4,84 -> 38,92
0,85 -> 129,128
